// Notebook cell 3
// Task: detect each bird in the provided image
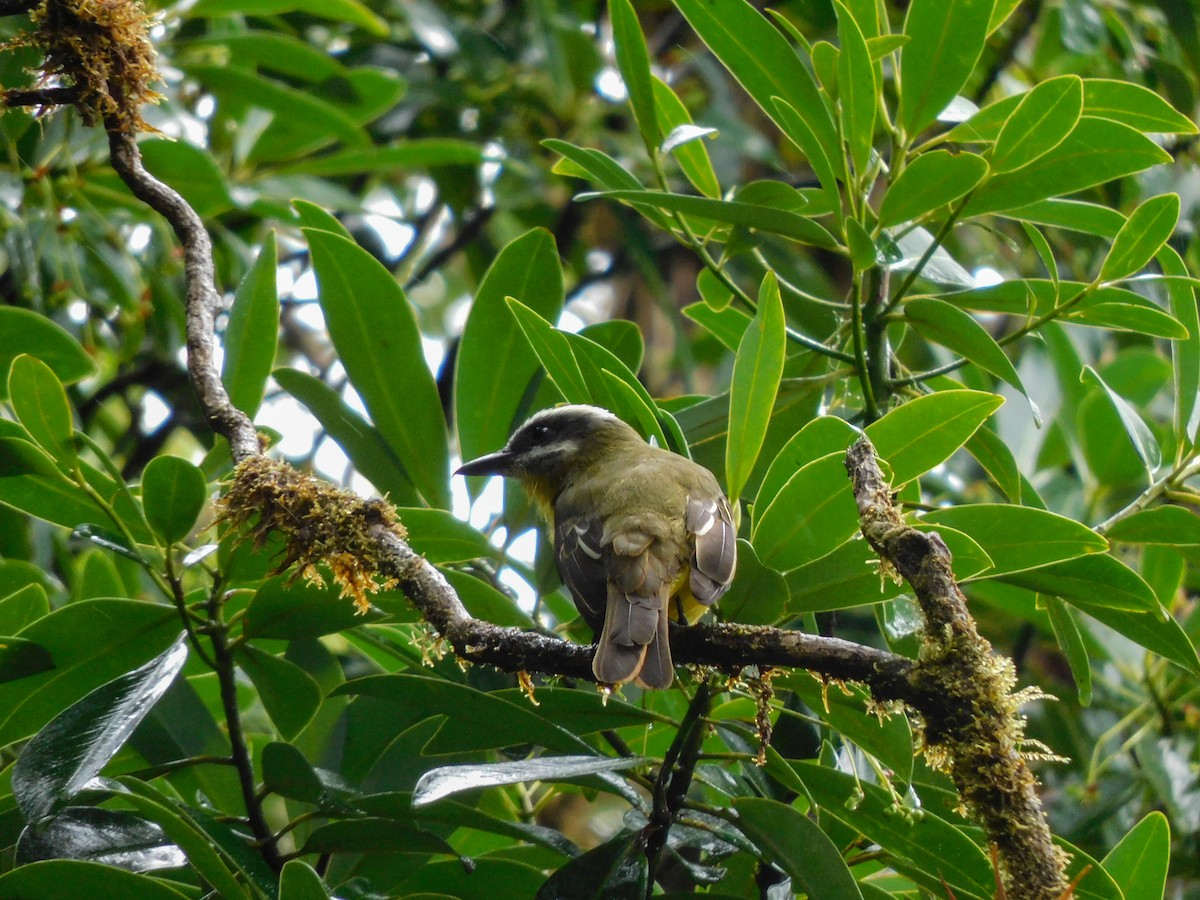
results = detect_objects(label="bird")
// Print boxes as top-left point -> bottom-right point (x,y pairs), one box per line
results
456,404 -> 737,688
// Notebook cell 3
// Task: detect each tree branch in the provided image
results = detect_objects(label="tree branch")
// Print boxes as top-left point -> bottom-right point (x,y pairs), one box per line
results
845,436 -> 1069,900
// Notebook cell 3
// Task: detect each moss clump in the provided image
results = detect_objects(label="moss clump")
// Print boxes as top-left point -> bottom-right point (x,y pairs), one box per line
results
218,455 -> 408,613
5,0 -> 161,130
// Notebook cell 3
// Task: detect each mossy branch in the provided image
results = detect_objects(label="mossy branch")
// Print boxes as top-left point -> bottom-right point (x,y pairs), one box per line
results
845,436 -> 1070,900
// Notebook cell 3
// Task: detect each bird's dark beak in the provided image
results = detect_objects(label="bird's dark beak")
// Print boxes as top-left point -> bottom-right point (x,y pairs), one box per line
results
456,450 -> 515,477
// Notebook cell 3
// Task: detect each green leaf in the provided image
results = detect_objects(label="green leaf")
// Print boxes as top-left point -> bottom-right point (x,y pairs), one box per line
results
1106,506 -> 1200,546
673,0 -> 839,178
652,77 -> 720,198
783,673 -> 914,782
118,778 -> 252,900
292,199 -> 354,239
866,389 -> 1005,485
611,0 -> 660,150
536,834 -> 646,900
280,860 -> 331,900
753,452 -> 858,570
0,599 -> 180,746
717,539 -> 787,625
414,755 -> 649,807
0,860 -> 190,900
1081,366 -> 1161,477
771,97 -> 843,210
505,298 -> 589,404
139,138 -> 233,219
14,806 -> 182,873
834,1 -> 876,177
897,0 -> 993,137
141,455 -> 207,545
244,576 -> 390,640
1074,602 -> 1200,675
879,151 -> 988,227
307,228 -> 449,508
1068,301 -> 1188,340
726,272 -> 786,502
734,798 -> 864,899
1102,811 -> 1170,900
583,189 -> 837,249
1003,553 -> 1159,612
0,583 -> 49,634
905,299 -> 1037,422
1161,244 -> 1200,446
756,416 -> 860,515
222,232 -> 279,418
965,118 -> 1171,217
791,761 -> 994,898
1099,193 -> 1180,283
236,644 -> 322,741
456,229 -> 565,487
1044,595 -> 1092,705
274,367 -> 420,506
443,569 -> 534,629
400,507 -> 500,563
580,320 -> 645,375
8,355 -> 75,466
12,635 -> 186,822
0,309 -> 95,402
990,75 -> 1083,173
964,425 -> 1023,503
683,302 -> 753,351
1083,79 -> 1198,134
920,505 -> 1107,576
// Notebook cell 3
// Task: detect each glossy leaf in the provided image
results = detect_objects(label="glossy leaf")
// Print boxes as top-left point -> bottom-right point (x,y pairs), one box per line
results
0,600 -> 180,747
1102,812 -> 1170,900
1044,595 -> 1092,705
717,539 -> 787,625
834,0 -> 876,177
1073,602 -> 1200,675
506,297 -> 589,403
752,453 -> 857,570
307,228 -> 449,508
274,366 -> 420,506
1081,366 -> 1161,477
15,806 -> 185,872
292,199 -> 354,239
771,97 -> 842,209
727,272 -> 786,502
414,755 -> 648,807
920,505 -> 1107,577
1106,506 -> 1200,546
865,389 -> 1004,485
0,583 -> 50,634
1161,244 -> 1200,446
275,139 -> 487,177
905,299 -> 1037,421
965,118 -> 1171,216
792,760 -> 994,898
0,860 -> 190,900
280,860 -> 331,900
583,189 -> 837,249
990,76 -> 1083,173
898,0 -> 993,137
673,0 -> 839,174
1083,79 -> 1198,134
9,355 -> 75,465
536,833 -> 647,900
757,415 -> 860,510
456,229 -> 564,485
878,150 -> 987,227
734,798 -> 863,899
653,77 -> 720,198
1004,553 -> 1159,612
610,0 -> 659,149
141,455 -> 207,544
243,576 -> 390,640
221,232 -> 279,418
189,0 -> 388,35
683,302 -> 752,351
1099,193 -> 1180,283
964,425 -> 1023,503
235,644 -> 322,740
13,634 -> 186,823
0,309 -> 95,402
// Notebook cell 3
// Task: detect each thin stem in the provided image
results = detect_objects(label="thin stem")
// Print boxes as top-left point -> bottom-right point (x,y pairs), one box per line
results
850,274 -> 879,421
885,191 -> 975,314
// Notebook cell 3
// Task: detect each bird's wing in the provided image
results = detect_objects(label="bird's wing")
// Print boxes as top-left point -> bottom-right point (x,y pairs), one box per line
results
555,515 -> 607,631
686,495 -> 737,606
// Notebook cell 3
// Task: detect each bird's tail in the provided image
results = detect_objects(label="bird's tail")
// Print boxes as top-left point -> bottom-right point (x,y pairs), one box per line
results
592,582 -> 674,689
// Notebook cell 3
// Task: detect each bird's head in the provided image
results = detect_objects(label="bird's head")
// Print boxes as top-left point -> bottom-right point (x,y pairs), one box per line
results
456,405 -> 643,505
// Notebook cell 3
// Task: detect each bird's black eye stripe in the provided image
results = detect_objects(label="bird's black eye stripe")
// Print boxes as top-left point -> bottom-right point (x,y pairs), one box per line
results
532,423 -> 552,438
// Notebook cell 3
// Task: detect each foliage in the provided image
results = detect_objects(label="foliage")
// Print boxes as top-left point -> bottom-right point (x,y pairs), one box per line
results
0,0 -> 1198,896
